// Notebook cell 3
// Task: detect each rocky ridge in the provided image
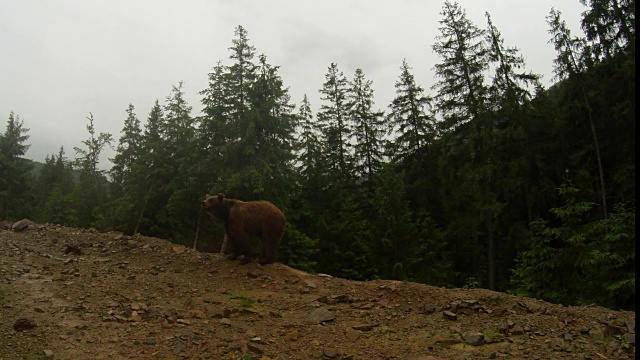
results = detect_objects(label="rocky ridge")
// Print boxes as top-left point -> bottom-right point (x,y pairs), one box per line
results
0,221 -> 635,359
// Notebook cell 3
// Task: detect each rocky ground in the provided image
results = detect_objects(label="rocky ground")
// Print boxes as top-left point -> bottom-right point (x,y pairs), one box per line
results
0,221 -> 635,360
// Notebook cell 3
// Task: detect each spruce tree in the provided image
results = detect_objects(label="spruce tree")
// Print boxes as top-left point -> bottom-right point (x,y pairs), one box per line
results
431,1 -> 497,289
485,13 -> 541,112
72,113 -> 113,228
317,63 -> 352,178
243,53 -> 297,205
110,104 -> 143,192
199,60 -> 230,192
135,100 -> 167,236
292,95 -> 327,238
386,59 -> 435,161
432,0 -> 489,130
103,104 -> 144,232
0,112 -> 32,220
220,25 -> 259,199
579,0 -> 635,61
481,12 -> 544,290
160,82 -> 199,244
347,68 -> 385,183
547,8 -> 607,219
36,147 -> 76,225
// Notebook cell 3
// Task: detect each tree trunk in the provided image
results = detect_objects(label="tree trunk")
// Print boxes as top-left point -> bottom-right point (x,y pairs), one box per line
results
133,186 -> 152,235
193,208 -> 203,250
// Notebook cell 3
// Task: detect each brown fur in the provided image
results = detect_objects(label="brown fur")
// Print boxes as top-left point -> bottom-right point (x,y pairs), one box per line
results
201,193 -> 285,265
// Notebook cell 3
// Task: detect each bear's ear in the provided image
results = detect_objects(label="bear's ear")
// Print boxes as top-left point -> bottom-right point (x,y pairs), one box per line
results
205,193 -> 211,198
217,193 -> 225,201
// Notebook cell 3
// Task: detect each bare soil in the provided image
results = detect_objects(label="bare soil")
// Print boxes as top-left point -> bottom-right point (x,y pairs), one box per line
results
0,224 -> 635,360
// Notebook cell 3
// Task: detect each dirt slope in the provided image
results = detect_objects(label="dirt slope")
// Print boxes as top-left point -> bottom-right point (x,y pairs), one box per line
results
0,223 -> 635,360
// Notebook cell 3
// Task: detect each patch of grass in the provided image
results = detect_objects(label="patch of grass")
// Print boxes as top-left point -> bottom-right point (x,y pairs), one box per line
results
482,329 -> 504,343
230,293 -> 255,308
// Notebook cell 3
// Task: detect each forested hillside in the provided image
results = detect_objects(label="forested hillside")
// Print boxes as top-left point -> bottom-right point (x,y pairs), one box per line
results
0,0 -> 634,310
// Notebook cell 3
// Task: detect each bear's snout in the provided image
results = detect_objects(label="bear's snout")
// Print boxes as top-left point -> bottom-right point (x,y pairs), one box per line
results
201,201 -> 207,208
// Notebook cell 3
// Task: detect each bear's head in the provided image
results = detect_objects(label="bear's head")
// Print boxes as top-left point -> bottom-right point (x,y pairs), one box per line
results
202,193 -> 225,208
201,193 -> 229,220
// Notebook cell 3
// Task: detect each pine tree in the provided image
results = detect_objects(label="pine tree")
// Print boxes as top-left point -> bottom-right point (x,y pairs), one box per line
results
160,82 -> 199,244
317,62 -> 352,178
220,25 -> 259,199
134,100 -> 167,236
225,25 -> 257,148
228,25 -> 256,113
579,0 -> 635,61
432,0 -> 489,130
347,68 -> 385,183
110,104 -> 143,192
0,112 -> 32,220
512,179 -> 635,310
72,113 -> 113,228
36,147 -> 76,225
103,104 -> 145,232
483,12 -> 544,291
485,13 -> 541,112
431,1 -> 497,289
292,95 -> 327,238
248,54 -> 297,204
295,94 -> 323,185
199,60 -> 230,192
547,8 -> 607,220
386,59 -> 436,161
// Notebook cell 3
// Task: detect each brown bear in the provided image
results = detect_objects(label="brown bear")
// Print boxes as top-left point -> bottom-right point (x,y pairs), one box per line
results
201,193 -> 285,265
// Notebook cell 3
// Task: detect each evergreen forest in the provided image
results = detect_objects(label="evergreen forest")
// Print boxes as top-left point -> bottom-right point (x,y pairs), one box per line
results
0,1 -> 635,311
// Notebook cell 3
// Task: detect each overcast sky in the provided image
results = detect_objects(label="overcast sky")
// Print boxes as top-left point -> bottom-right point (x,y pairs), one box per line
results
1,0 -> 586,168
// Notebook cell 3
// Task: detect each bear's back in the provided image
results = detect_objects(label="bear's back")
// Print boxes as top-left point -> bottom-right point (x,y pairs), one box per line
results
229,200 -> 284,234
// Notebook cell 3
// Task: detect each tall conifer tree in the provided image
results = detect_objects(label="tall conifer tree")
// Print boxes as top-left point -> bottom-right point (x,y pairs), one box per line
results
387,59 -> 435,161
317,63 -> 352,179
0,112 -> 32,220
347,68 -> 385,182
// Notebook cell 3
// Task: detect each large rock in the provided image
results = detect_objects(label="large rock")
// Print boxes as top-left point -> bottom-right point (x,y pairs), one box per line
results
304,307 -> 335,324
462,332 -> 485,346
12,218 -> 34,232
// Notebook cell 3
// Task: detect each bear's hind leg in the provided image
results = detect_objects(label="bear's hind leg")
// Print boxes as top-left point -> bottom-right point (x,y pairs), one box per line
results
259,238 -> 277,265
259,238 -> 269,264
235,234 -> 253,265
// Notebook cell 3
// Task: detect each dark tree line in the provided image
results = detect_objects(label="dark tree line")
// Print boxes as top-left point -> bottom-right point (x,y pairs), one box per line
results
1,1 -> 634,310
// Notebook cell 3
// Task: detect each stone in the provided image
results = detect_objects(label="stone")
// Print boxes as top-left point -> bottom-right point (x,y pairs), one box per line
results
462,332 -> 485,346
352,323 -> 378,331
511,325 -> 525,335
172,246 -> 185,254
43,349 -> 54,358
422,303 -> 436,314
13,317 -> 36,331
284,329 -> 299,341
12,219 -> 34,232
323,347 -> 338,358
443,310 -> 457,320
626,320 -> 635,334
305,307 -> 335,323
345,327 -> 359,341
173,340 -> 186,354
247,342 -> 264,354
